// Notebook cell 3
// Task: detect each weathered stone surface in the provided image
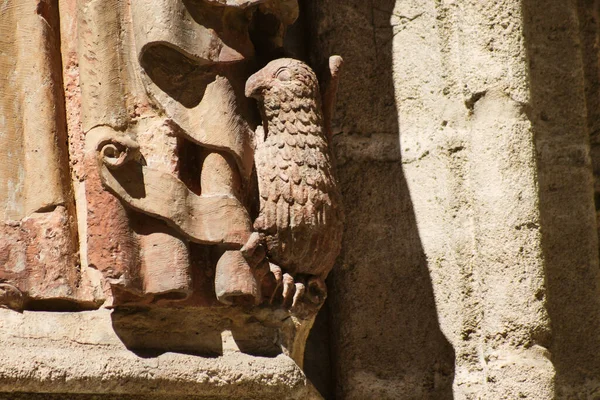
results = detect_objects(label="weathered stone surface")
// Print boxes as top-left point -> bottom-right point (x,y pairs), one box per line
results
304,0 -> 595,399
0,0 -> 95,306
524,1 -> 600,397
0,0 -> 69,219
2,1 -> 346,397
0,206 -> 88,307
246,58 -> 344,314
305,1 -> 456,398
0,309 -> 321,399
6,0 -> 600,399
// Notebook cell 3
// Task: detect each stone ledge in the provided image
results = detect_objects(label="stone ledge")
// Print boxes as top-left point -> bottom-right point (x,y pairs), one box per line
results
0,309 -> 321,399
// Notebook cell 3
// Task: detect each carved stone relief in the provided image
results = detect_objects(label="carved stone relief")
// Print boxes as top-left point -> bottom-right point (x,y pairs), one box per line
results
0,0 -> 85,310
0,0 -> 343,365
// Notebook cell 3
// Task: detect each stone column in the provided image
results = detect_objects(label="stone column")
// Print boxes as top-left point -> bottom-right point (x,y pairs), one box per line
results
306,0 -> 600,398
397,1 -> 555,397
525,0 -> 600,397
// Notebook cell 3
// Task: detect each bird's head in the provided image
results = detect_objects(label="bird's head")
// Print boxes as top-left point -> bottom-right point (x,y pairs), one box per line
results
245,58 -> 318,101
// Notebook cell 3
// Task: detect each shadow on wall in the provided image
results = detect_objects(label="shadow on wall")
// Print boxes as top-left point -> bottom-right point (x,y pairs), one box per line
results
522,0 -> 600,397
302,1 -> 455,399
111,306 -> 286,359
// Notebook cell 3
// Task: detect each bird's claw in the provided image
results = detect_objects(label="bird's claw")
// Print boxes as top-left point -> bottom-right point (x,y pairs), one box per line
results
292,281 -> 306,310
241,232 -> 266,268
270,271 -> 327,316
280,273 -> 307,311
269,263 -> 283,305
282,273 -> 295,308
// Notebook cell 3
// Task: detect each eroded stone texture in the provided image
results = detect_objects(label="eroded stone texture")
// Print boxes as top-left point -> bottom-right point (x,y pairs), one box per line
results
9,0 -> 600,399
304,0 -> 600,399
0,0 -> 95,307
0,309 -> 322,400
245,58 -> 344,316
63,0 -> 345,327
524,1 -> 600,397
2,1 -> 344,393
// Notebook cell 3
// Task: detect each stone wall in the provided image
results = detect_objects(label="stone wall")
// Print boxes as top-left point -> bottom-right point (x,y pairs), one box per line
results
305,0 -> 600,399
3,0 -> 600,399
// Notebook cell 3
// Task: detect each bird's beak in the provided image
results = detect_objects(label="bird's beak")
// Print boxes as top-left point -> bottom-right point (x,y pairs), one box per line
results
245,70 -> 267,99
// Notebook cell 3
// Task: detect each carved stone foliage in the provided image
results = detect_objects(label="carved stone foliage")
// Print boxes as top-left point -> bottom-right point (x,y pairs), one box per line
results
0,0 -> 342,363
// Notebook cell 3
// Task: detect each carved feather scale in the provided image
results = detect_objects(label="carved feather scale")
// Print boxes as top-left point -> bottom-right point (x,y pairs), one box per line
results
249,59 -> 343,279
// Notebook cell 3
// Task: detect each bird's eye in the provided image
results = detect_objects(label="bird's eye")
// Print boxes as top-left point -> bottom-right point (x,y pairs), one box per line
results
275,67 -> 292,82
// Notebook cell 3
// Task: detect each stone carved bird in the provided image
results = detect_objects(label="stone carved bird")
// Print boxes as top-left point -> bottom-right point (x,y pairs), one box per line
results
245,57 -> 344,311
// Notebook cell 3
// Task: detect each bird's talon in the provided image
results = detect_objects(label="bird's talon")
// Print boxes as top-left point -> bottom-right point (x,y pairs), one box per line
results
281,273 -> 295,308
241,232 -> 266,268
241,232 -> 262,257
266,272 -> 327,314
269,263 -> 283,304
291,282 -> 306,310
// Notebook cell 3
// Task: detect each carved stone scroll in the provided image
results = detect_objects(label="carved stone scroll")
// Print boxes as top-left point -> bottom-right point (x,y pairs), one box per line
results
93,127 -> 253,246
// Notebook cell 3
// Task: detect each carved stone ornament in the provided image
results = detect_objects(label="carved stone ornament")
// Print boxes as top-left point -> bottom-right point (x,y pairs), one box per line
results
0,0 -> 342,366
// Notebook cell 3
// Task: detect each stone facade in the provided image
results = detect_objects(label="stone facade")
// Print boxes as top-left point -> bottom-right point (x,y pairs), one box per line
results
305,0 -> 600,398
3,0 -> 600,399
